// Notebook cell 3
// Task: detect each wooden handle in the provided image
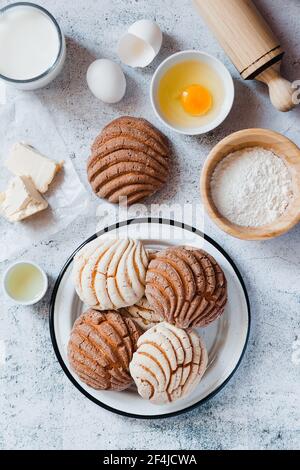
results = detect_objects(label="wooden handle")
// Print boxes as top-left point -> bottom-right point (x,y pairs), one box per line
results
193,0 -> 282,78
256,63 -> 295,112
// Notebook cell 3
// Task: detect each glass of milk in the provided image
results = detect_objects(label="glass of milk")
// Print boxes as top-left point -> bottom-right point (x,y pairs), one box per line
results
0,2 -> 66,90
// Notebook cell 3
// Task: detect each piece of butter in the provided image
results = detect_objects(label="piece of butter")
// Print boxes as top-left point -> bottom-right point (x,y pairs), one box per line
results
5,143 -> 64,194
0,176 -> 48,222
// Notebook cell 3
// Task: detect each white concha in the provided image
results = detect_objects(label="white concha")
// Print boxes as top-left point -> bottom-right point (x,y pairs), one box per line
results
126,296 -> 163,330
73,237 -> 149,310
129,322 -> 208,404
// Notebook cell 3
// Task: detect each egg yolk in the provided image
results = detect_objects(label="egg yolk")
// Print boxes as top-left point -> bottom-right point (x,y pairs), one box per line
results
180,84 -> 212,116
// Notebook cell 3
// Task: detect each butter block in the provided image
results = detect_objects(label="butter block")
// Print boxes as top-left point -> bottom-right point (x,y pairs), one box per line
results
0,176 -> 48,222
5,143 -> 63,193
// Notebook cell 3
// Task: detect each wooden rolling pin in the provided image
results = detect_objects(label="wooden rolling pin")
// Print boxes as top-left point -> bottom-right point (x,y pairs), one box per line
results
193,0 -> 295,112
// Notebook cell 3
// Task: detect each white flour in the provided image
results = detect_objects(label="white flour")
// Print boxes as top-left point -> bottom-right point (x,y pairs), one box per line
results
211,147 -> 294,227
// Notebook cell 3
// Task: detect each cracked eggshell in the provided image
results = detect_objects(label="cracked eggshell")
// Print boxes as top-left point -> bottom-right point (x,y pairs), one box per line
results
86,59 -> 126,103
118,19 -> 163,68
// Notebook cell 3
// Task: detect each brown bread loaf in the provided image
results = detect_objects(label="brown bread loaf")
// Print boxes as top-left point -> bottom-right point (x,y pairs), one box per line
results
145,246 -> 227,329
87,116 -> 170,205
68,309 -> 141,391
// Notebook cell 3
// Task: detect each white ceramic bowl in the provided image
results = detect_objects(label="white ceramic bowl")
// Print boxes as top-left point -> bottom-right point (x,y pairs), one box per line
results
150,50 -> 234,135
3,261 -> 48,306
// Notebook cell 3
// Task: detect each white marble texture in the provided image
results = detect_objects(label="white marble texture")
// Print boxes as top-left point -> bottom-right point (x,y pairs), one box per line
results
1,0 -> 300,450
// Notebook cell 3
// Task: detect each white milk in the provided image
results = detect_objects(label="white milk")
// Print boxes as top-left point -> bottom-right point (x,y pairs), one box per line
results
0,4 -> 66,89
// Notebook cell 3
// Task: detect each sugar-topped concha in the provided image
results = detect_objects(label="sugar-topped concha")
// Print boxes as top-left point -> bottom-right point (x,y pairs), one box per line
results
87,116 -> 170,205
73,237 -> 149,310
68,309 -> 141,390
125,296 -> 163,331
145,246 -> 227,329
129,322 -> 208,404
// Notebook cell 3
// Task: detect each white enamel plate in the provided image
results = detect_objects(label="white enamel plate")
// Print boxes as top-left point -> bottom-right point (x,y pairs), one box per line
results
50,218 -> 250,419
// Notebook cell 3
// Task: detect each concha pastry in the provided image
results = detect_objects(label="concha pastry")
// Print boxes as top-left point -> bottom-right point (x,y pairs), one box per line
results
87,116 -> 170,205
145,246 -> 227,329
68,309 -> 141,390
73,237 -> 149,310
129,322 -> 208,404
125,296 -> 163,331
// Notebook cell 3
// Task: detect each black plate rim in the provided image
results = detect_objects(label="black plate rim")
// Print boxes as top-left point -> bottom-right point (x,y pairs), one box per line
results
49,217 -> 251,420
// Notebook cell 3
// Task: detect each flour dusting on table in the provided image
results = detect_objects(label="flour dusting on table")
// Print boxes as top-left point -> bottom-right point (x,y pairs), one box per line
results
211,146 -> 294,227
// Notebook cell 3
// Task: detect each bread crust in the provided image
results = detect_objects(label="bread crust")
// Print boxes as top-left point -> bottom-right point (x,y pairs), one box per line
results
145,246 -> 227,328
68,309 -> 142,391
88,116 -> 170,204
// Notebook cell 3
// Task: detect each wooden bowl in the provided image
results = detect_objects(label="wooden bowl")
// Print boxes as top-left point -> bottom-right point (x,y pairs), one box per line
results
200,129 -> 300,240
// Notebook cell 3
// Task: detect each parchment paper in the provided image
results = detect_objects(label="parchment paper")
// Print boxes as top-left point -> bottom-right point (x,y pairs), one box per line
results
0,89 -> 89,262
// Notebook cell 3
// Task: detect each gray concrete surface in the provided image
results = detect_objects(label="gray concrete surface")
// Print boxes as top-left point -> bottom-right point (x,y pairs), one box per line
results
0,0 -> 299,450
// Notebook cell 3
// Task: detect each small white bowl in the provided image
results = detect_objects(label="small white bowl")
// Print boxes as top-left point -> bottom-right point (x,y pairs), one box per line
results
150,50 -> 234,135
3,261 -> 48,306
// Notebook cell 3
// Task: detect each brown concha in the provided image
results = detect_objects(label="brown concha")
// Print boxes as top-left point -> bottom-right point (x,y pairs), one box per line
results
125,296 -> 163,331
87,116 -> 170,205
68,309 -> 141,391
145,246 -> 227,329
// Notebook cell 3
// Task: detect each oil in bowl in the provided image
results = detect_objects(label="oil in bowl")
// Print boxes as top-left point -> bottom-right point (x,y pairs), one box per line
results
4,262 -> 48,305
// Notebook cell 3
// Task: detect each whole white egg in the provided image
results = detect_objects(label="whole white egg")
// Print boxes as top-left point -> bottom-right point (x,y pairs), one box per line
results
86,59 -> 126,103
